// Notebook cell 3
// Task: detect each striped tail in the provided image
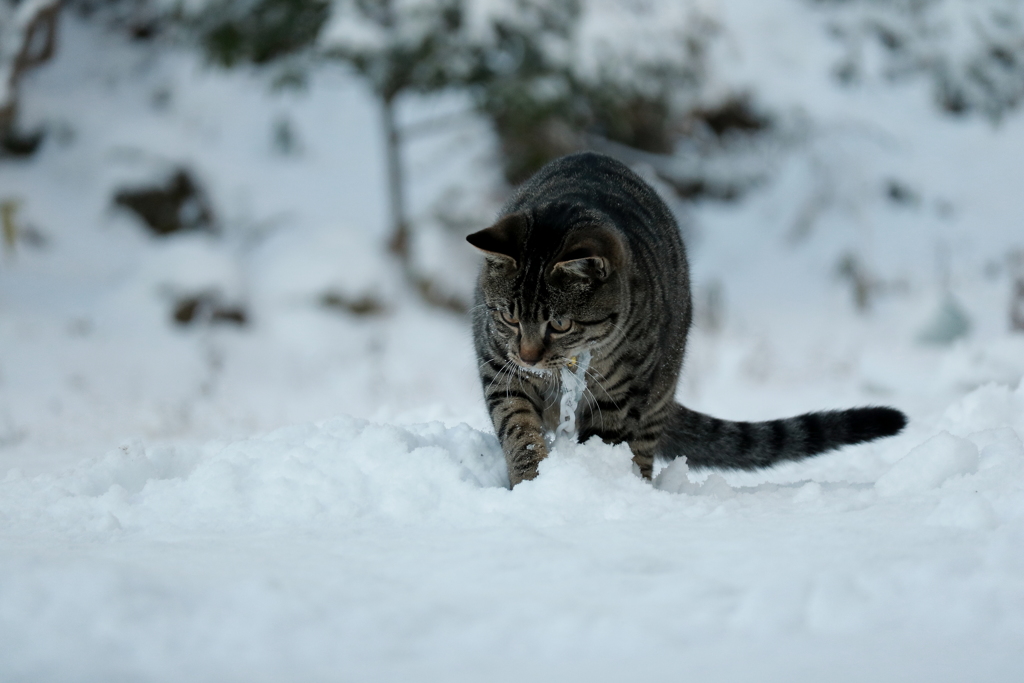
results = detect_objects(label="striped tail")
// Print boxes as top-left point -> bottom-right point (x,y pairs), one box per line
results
661,403 -> 907,470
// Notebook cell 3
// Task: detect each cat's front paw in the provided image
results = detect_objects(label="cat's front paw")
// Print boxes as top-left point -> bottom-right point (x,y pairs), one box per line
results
508,463 -> 540,488
506,444 -> 546,488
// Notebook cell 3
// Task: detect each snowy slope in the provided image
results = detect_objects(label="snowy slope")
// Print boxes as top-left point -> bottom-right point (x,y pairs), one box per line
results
2,2 -> 1024,681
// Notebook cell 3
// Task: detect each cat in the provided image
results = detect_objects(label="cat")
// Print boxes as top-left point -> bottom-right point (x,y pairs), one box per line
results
468,152 -> 906,487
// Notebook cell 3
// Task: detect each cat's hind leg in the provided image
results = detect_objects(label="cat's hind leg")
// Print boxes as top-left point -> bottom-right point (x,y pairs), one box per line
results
628,440 -> 657,480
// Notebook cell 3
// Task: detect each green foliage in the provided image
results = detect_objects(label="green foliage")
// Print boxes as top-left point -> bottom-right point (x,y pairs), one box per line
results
482,74 -> 690,185
480,74 -> 582,185
324,0 -> 471,101
469,2 -> 714,184
199,0 -> 331,67
466,1 -> 581,182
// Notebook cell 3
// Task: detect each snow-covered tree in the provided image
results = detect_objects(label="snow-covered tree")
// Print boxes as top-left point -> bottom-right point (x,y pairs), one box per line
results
320,0 -> 487,261
817,0 -> 1024,119
182,0 -> 723,257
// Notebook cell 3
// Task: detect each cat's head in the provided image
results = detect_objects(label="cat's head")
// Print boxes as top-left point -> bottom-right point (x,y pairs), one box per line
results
467,205 -> 628,371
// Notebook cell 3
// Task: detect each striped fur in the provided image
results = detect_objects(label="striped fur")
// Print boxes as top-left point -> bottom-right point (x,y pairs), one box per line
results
468,152 -> 906,487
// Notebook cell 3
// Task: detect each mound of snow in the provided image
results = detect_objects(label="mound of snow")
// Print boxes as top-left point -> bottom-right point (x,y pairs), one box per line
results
0,418 -> 510,534
1,382 -> 1023,682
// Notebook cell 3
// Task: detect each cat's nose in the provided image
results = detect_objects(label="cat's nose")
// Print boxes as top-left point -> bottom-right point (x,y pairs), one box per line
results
519,341 -> 544,364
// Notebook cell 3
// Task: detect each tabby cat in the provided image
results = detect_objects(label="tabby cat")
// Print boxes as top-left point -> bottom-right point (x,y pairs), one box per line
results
468,152 -> 906,487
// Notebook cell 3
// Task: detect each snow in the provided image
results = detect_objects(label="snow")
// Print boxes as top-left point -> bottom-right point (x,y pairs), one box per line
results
875,430 -> 980,496
2,384 -> 1024,681
2,2 -> 1024,681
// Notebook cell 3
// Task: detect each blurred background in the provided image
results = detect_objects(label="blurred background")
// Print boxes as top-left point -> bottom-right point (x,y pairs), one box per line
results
2,0 -> 1023,475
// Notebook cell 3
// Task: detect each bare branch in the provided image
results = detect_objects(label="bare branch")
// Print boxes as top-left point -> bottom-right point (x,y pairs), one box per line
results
1,0 -> 61,138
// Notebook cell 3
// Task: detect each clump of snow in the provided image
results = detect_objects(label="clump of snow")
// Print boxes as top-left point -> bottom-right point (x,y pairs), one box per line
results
927,491 -> 998,530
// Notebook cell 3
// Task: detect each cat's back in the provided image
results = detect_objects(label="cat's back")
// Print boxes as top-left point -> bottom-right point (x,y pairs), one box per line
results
502,153 -> 685,269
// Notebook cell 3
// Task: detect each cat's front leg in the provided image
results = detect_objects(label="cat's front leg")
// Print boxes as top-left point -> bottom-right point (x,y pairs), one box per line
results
628,415 -> 670,480
490,395 -> 548,487
626,391 -> 675,480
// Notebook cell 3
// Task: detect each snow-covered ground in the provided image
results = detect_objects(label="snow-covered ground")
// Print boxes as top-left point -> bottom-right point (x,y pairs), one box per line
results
2,3 -> 1024,681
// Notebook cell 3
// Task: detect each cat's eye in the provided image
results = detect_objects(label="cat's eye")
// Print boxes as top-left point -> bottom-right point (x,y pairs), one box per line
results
549,317 -> 572,332
500,310 -> 519,325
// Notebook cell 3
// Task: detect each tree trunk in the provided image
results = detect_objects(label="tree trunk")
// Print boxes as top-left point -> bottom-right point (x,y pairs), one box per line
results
378,92 -> 468,314
381,94 -> 409,265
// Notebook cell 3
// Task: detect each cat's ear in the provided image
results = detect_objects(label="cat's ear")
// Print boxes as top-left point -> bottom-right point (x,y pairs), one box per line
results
554,255 -> 610,280
553,228 -> 623,281
466,213 -> 527,267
